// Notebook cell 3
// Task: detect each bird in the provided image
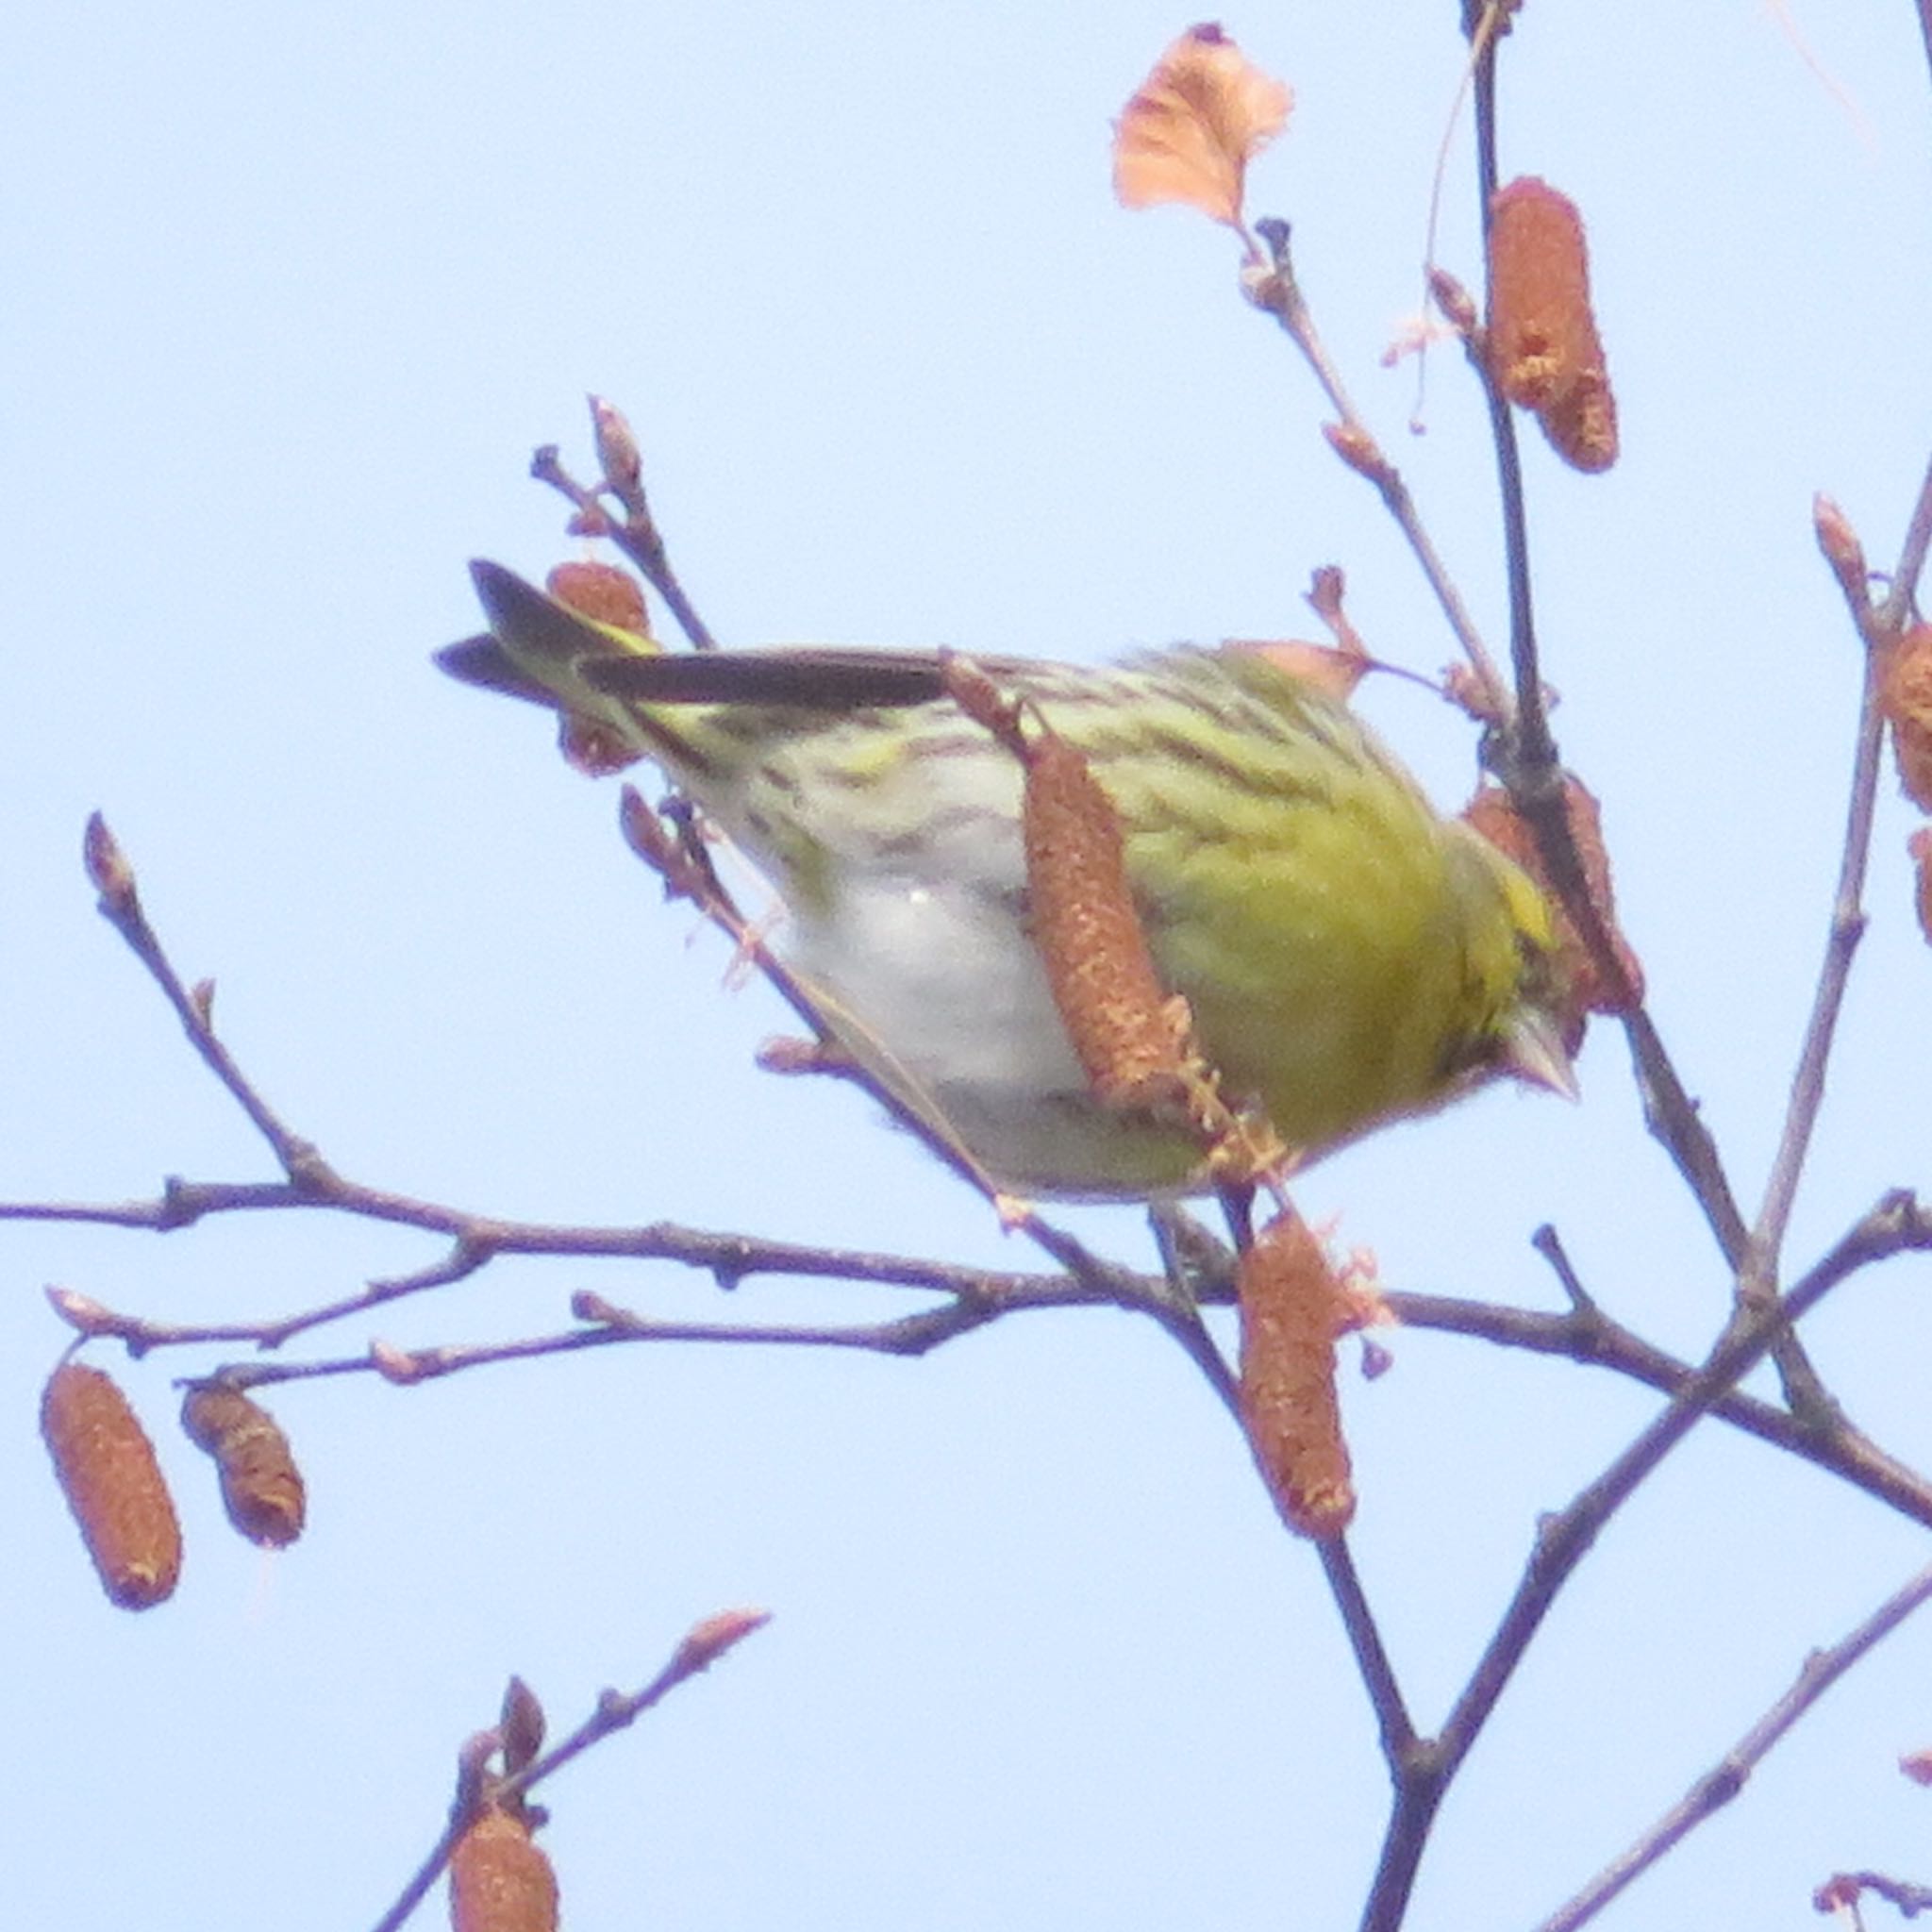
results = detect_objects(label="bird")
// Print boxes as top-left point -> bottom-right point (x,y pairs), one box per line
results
440,560 -> 1574,1199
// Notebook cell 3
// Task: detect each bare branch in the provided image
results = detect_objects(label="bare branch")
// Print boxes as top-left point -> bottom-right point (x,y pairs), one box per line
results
1357,1178 -> 1928,1931
1435,1193 -> 1931,1793
529,398 -> 720,651
78,813 -> 337,1190
1447,30 -> 1763,1308
1391,1275 -> 1932,1531
370,1609 -> 768,1932
1540,1558 -> 1932,1930
1748,461 -> 1932,1294
1321,1536 -> 1419,1765
197,1273 -> 1162,1392
1241,220 -> 1508,717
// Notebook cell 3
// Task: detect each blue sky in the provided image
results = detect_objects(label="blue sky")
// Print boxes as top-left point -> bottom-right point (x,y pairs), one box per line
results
8,5 -> 1932,1927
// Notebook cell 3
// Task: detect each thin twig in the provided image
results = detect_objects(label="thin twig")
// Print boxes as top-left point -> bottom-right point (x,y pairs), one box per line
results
1459,25 -> 1841,1439
1530,1224 -> 1599,1314
528,397 -> 720,651
1322,1537 -> 1419,1766
1881,453 -> 1932,626
1613,1008 -> 1751,1266
369,1609 -> 767,1932
1436,1194 -> 1928,1781
1155,1196 -> 1419,1786
18,1171 -> 1086,1348
185,1279 -> 1153,1391
1241,220 -> 1508,714
1355,1188 -> 1931,1931
1463,22 -> 1549,773
1458,23 -> 1757,1271
1538,1558 -> 1932,1930
1744,458 -> 1932,1324
79,815 -> 335,1191
1454,301 -> 1752,1273
1392,1281 -> 1932,1530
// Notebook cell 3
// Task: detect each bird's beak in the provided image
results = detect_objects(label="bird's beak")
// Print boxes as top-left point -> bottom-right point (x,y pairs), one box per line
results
1502,1008 -> 1580,1102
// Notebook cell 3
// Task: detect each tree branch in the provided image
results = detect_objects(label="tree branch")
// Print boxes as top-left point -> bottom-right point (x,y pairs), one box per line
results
370,1608 -> 767,1932
1539,1557 -> 1932,1929
1743,459 -> 1932,1325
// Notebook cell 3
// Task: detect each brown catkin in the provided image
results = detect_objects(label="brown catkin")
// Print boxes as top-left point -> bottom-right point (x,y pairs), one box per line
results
1019,730 -> 1191,1111
1909,829 -> 1932,948
42,1362 -> 183,1609
545,559 -> 648,635
450,1808 -> 559,1932
1487,176 -> 1618,473
181,1385 -> 307,1547
1236,1211 -> 1355,1540
1881,625 -> 1932,812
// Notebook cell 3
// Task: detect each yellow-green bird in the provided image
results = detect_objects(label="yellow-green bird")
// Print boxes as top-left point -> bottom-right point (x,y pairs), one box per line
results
441,562 -> 1574,1198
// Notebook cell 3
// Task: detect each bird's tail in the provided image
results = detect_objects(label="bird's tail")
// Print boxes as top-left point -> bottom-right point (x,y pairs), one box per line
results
438,559 -> 683,774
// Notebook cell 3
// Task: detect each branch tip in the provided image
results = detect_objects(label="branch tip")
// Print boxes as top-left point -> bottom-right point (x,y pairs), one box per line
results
1813,493 -> 1869,606
83,811 -> 137,910
672,1607 -> 773,1676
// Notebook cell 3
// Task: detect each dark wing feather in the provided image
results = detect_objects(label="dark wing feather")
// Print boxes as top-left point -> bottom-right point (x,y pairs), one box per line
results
581,649 -> 955,710
460,557 -> 1048,713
